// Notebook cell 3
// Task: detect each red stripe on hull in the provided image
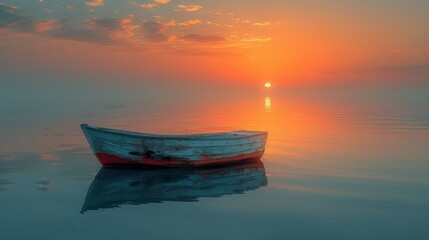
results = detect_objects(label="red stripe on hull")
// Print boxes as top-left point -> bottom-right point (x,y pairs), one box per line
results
94,151 -> 264,167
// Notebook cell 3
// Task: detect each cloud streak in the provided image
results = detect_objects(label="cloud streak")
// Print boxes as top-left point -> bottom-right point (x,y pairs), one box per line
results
0,5 -> 134,46
140,3 -> 156,9
86,0 -> 104,7
177,19 -> 202,26
154,0 -> 170,4
67,5 -> 77,10
34,19 -> 61,33
0,3 -> 36,32
356,64 -> 429,77
142,21 -> 168,42
0,1 -> 274,58
241,36 -> 272,42
253,22 -> 271,26
177,4 -> 203,12
140,0 -> 171,9
182,34 -> 225,43
52,19 -> 124,45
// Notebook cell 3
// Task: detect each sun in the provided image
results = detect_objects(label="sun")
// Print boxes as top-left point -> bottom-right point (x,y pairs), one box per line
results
264,82 -> 271,88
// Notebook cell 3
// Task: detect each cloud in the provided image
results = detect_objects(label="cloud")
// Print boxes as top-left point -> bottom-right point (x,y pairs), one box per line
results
0,2 -> 18,9
163,19 -> 176,27
388,48 -> 429,54
177,4 -> 203,12
355,64 -> 429,78
173,49 -> 241,58
1,1 -> 266,54
67,5 -> 77,10
154,0 -> 170,4
142,21 -> 167,41
140,3 -> 156,9
52,16 -> 135,45
182,34 -> 225,43
86,0 -> 104,7
177,19 -> 202,26
253,22 -> 271,26
52,28 -> 115,45
242,36 -> 272,42
88,17 -> 122,30
140,0 -> 170,9
0,4 -> 136,46
206,21 -> 221,27
0,3 -> 36,32
34,19 -> 61,33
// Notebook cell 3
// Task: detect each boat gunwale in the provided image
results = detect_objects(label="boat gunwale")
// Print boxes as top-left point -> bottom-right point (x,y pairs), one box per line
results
90,134 -> 266,149
81,124 -> 268,141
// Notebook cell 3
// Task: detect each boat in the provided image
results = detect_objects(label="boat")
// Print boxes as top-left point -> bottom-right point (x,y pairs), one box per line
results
81,124 -> 268,167
81,160 -> 267,213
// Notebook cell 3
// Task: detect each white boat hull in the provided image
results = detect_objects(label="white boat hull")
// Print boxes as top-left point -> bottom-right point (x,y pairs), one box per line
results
81,124 -> 268,167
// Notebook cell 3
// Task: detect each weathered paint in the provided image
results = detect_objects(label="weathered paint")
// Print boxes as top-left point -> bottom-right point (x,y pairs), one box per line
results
81,124 -> 268,167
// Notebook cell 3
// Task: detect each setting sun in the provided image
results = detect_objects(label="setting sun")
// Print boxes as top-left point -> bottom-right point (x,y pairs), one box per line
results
265,82 -> 271,88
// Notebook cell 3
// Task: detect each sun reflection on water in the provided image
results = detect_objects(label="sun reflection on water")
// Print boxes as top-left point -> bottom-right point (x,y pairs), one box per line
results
265,96 -> 271,111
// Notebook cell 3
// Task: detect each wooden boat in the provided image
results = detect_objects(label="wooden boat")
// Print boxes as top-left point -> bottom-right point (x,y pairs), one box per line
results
81,124 -> 268,167
81,160 -> 267,212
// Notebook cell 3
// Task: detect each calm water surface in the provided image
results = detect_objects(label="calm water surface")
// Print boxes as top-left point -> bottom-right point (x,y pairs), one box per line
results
1,87 -> 429,240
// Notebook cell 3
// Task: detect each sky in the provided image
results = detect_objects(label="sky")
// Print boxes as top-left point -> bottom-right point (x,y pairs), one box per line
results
1,0 -> 429,87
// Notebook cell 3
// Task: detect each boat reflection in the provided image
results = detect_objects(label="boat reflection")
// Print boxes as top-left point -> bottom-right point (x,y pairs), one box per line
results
81,160 -> 268,213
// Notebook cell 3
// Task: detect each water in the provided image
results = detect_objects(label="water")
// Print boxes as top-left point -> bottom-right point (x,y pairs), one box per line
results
1,86 -> 429,240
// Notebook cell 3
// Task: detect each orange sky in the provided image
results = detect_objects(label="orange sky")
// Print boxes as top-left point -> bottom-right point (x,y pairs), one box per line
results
1,0 -> 429,86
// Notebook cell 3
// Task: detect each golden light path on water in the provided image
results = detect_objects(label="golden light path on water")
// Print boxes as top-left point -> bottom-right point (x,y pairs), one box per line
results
265,96 -> 271,111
